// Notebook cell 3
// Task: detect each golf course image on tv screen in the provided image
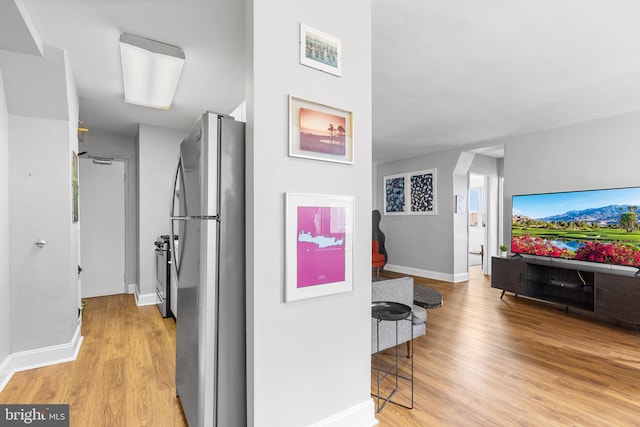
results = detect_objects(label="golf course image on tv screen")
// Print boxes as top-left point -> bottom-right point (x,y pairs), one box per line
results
511,187 -> 640,268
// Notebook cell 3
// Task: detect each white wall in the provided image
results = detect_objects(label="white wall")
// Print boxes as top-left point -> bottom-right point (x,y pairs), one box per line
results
375,148 -> 501,281
247,1 -> 374,426
0,46 -> 69,122
137,124 -> 184,299
3,44 -> 79,354
0,44 -> 80,392
381,110 -> 640,277
503,110 -> 640,250
9,115 -> 78,352
376,149 -> 461,281
372,162 -> 378,209
64,52 -> 79,309
79,131 -> 137,288
0,70 -> 11,363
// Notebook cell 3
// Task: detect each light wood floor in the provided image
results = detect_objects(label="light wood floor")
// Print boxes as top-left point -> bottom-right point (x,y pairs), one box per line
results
373,267 -> 640,426
0,294 -> 187,427
2,269 -> 640,426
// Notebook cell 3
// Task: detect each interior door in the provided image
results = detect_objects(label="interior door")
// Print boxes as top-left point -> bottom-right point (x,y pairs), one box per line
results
79,158 -> 126,298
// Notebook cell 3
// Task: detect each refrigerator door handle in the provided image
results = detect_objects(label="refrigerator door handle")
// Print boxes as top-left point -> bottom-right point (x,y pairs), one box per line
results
170,219 -> 179,277
170,156 -> 183,277
170,156 -> 183,219
171,215 -> 219,221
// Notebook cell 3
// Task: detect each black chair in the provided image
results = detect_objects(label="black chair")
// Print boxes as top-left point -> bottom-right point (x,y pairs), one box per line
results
372,210 -> 387,275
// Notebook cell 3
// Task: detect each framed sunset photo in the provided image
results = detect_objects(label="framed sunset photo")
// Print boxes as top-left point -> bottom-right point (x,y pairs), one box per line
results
289,96 -> 353,164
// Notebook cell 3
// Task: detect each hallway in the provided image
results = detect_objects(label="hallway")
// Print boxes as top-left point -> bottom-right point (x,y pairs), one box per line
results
0,295 -> 187,426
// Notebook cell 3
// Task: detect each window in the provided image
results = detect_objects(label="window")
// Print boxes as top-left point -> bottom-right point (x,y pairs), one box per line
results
469,187 -> 485,229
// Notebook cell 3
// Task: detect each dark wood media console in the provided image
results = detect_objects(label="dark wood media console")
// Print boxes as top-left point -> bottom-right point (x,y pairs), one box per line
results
491,256 -> 640,327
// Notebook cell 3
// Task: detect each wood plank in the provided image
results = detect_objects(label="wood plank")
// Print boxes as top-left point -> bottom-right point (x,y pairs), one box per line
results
0,294 -> 187,427
3,269 -> 640,426
373,267 -> 640,426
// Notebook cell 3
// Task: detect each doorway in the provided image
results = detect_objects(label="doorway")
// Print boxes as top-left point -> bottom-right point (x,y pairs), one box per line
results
468,174 -> 486,269
79,158 -> 126,298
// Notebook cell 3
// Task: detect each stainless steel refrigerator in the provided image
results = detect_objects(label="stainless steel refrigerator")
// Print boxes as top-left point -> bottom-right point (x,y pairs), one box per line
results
170,112 -> 246,427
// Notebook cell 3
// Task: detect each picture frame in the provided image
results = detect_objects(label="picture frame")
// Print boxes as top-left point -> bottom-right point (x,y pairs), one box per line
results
383,169 -> 437,216
72,151 -> 79,223
409,169 -> 437,215
289,95 -> 353,164
383,173 -> 407,215
285,193 -> 354,302
455,194 -> 466,214
299,23 -> 342,77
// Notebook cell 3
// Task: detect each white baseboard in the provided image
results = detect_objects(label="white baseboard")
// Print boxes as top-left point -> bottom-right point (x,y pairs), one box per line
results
0,322 -> 84,393
385,264 -> 470,283
0,356 -> 11,393
127,283 -> 137,294
453,272 -> 470,283
134,287 -> 157,307
385,264 -> 451,282
309,399 -> 378,427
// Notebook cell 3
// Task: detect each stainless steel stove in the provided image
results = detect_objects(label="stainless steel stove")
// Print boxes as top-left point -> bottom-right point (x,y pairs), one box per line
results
154,235 -> 173,318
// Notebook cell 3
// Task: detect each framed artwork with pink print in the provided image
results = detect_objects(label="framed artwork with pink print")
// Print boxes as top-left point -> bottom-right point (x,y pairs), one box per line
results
285,193 -> 354,302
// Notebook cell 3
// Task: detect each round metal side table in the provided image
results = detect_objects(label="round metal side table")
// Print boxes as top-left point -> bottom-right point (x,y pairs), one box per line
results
371,301 -> 414,412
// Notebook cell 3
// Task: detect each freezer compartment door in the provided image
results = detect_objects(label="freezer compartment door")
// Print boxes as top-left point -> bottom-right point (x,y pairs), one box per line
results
179,112 -> 218,217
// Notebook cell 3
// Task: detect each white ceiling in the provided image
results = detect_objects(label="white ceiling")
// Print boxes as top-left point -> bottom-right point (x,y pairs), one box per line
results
372,0 -> 640,162
3,1 -> 640,163
12,0 -> 246,137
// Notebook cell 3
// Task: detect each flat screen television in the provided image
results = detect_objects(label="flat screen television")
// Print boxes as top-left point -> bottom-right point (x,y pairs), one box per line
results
511,187 -> 640,268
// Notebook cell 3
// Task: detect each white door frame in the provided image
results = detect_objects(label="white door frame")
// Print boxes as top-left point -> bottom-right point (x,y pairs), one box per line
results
79,157 -> 126,298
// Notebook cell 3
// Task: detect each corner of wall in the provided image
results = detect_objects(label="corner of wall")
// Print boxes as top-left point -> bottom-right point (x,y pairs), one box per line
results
0,321 -> 83,394
137,124 -> 183,297
0,67 -> 11,364
248,2 -> 373,425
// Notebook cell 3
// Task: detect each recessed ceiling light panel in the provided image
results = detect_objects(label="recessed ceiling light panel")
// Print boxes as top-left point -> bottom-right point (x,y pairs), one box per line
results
119,33 -> 185,109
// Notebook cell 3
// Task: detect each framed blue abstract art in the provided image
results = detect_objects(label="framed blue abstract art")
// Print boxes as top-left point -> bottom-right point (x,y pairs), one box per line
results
384,169 -> 437,216
383,173 -> 406,215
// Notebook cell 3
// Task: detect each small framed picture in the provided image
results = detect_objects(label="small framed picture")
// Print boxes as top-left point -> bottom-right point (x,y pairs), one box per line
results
455,195 -> 466,214
289,95 -> 353,164
72,151 -> 79,223
285,193 -> 354,302
300,23 -> 342,77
